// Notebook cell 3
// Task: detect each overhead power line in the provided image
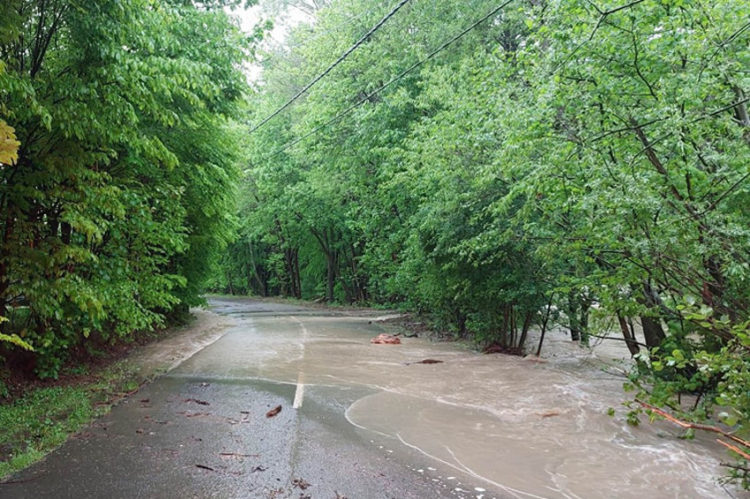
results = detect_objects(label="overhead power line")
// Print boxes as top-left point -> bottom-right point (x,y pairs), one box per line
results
265,0 -> 517,158
248,0 -> 413,135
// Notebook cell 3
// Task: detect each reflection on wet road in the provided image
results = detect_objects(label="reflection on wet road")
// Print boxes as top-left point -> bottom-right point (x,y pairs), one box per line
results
3,297 -> 736,498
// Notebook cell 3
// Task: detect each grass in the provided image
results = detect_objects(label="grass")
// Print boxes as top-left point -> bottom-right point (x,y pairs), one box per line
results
0,358 -> 146,480
0,386 -> 91,478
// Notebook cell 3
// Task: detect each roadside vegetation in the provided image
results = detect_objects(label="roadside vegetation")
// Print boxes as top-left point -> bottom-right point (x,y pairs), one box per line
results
213,0 -> 750,486
0,0 -> 254,478
0,342 -> 161,479
0,0 -> 253,380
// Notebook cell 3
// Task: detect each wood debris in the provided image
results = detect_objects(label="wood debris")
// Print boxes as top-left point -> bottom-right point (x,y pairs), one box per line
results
266,405 -> 282,418
370,334 -> 401,345
183,398 -> 210,406
292,478 -> 311,490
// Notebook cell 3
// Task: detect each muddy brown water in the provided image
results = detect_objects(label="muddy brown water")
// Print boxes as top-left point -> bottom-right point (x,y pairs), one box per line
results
186,299 -> 738,499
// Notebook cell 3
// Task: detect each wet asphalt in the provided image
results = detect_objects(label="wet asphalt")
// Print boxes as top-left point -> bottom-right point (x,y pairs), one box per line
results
0,298 -> 491,499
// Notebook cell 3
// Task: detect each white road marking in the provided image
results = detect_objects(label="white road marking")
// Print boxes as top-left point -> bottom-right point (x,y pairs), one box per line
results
293,372 -> 305,409
290,316 -> 309,409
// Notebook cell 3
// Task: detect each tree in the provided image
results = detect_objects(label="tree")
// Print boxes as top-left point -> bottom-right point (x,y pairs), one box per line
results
0,0 -> 253,377
223,0 -> 749,484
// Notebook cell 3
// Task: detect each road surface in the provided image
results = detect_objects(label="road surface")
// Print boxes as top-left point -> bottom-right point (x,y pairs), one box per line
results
1,297 -> 733,498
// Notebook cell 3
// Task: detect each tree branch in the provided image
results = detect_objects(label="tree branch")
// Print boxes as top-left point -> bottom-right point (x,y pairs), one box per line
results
637,400 -> 750,450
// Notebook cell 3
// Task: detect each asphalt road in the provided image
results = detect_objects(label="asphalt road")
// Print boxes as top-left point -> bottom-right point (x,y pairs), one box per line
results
1,298 -> 495,499
2,297 -> 733,499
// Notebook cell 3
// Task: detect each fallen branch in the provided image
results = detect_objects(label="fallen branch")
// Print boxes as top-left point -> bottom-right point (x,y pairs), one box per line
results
0,476 -> 41,485
219,452 -> 260,458
183,398 -> 210,406
721,462 -> 750,472
587,333 -> 648,348
636,400 -> 750,450
717,439 -> 750,460
266,405 -> 282,418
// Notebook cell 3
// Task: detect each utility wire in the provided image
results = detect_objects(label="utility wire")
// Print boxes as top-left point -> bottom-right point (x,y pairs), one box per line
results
248,0 -> 413,135
265,0 -> 517,159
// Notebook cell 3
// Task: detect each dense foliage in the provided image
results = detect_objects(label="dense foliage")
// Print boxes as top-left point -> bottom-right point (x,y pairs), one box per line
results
0,0 -> 254,378
218,0 -> 750,484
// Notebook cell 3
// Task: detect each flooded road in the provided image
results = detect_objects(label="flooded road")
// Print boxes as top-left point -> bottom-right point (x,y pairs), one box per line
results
3,297 -> 738,498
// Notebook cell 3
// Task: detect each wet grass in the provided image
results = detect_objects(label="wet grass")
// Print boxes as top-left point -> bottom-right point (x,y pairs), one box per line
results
0,313 -> 203,481
0,359 -> 151,480
0,386 -> 92,477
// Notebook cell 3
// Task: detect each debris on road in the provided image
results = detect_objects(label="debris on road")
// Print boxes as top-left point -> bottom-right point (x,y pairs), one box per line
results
292,478 -> 311,490
370,334 -> 401,345
195,464 -> 215,472
251,465 -> 267,473
266,405 -> 282,418
183,398 -> 210,405
407,359 -> 443,365
182,412 -> 211,418
219,452 -> 259,459
523,355 -> 548,363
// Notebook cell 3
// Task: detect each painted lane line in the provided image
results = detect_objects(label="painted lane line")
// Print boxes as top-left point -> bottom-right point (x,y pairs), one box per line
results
290,316 -> 310,410
293,372 -> 305,409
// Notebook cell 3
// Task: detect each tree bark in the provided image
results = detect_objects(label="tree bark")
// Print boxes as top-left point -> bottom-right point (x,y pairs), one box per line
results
640,316 -> 666,349
536,294 -> 555,356
617,313 -> 641,356
326,251 -> 336,302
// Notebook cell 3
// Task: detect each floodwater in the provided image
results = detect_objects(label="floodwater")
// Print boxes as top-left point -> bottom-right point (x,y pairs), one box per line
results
190,298 -> 737,499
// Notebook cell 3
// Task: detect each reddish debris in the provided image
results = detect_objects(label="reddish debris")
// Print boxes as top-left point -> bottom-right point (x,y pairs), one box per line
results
370,333 -> 401,345
266,405 -> 282,418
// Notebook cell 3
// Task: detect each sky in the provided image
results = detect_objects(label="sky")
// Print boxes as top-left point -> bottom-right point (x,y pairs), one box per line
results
227,2 -> 314,81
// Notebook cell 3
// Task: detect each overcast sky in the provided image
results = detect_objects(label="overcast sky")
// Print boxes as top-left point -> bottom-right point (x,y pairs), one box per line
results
228,2 -> 313,81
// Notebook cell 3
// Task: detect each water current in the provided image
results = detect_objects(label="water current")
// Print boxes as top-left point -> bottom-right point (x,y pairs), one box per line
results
193,302 -> 741,499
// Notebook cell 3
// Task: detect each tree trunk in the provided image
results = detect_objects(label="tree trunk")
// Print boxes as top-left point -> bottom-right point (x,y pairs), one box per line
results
536,294 -> 555,356
326,251 -> 336,302
566,290 -> 581,341
518,310 -> 533,350
0,215 -> 14,321
501,305 -> 510,347
638,281 -> 667,348
640,316 -> 666,349
247,241 -> 267,296
454,309 -> 467,336
617,314 -> 641,356
292,249 -> 301,299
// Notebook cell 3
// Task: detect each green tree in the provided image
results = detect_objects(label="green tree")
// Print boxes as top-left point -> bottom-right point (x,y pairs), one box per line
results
0,0 -> 253,377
